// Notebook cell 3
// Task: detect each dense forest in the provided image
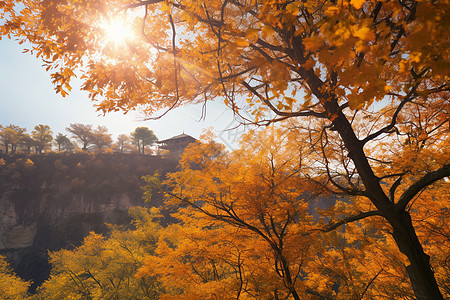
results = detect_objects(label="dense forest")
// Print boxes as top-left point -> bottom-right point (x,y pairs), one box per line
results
1,129 -> 449,299
1,0 -> 449,299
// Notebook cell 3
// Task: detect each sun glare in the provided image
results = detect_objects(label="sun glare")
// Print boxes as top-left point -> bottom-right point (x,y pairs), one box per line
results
99,16 -> 135,48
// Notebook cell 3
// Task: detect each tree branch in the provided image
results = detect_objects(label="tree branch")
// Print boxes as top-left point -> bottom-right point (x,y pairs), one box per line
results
389,175 -> 403,203
361,94 -> 413,145
361,70 -> 428,145
359,268 -> 384,300
395,164 -> 450,213
123,0 -> 164,9
241,81 -> 326,118
321,210 -> 382,232
169,14 -> 179,103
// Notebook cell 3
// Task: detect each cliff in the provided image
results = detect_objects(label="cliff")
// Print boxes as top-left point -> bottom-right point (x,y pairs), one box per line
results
0,152 -> 178,291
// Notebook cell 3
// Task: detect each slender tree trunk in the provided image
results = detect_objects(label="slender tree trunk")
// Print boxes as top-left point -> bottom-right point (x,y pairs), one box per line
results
276,253 -> 300,300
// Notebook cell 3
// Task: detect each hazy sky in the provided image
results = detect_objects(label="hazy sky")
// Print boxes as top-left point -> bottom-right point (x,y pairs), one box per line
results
0,37 -> 243,148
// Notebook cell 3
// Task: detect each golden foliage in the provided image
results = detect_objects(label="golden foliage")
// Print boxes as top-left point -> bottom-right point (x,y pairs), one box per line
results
0,255 -> 30,300
37,207 -> 161,299
2,0 -> 449,298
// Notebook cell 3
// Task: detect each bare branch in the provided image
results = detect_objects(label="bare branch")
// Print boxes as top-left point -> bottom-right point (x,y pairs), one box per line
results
395,164 -> 450,213
319,128 -> 367,196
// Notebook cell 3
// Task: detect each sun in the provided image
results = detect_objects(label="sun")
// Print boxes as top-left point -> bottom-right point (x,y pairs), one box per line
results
99,16 -> 135,48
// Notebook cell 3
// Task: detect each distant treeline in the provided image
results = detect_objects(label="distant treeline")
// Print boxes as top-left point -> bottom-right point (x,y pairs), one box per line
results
0,123 -> 158,155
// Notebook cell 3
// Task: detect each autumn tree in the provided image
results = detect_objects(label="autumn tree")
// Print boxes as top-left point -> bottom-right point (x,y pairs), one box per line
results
0,255 -> 30,299
66,123 -> 93,151
136,130 -> 327,299
89,125 -> 112,151
36,207 -> 161,300
19,133 -> 36,154
2,1 -> 449,298
31,124 -> 53,154
311,178 -> 450,299
54,133 -> 74,152
114,134 -> 130,153
0,125 -> 26,154
131,127 -> 157,155
138,129 -> 449,299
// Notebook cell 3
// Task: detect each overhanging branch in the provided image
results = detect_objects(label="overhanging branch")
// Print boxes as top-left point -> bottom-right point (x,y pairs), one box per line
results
395,164 -> 450,213
321,210 -> 382,232
241,81 -> 326,119
361,69 -> 428,145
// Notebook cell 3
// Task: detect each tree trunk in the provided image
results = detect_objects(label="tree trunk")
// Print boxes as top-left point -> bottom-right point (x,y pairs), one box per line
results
323,98 -> 443,299
390,211 -> 443,300
298,63 -> 444,298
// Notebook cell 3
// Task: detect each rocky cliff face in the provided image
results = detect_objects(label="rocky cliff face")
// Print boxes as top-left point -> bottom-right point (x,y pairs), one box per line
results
0,153 -> 178,291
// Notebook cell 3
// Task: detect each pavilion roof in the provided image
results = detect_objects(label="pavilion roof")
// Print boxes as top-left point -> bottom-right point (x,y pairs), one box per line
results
156,133 -> 196,144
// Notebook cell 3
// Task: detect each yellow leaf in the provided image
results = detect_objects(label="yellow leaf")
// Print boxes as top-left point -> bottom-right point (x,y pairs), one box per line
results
355,44 -> 369,53
261,25 -> 275,39
303,36 -> 324,52
246,29 -> 259,42
286,3 -> 300,16
350,0 -> 365,9
303,59 -> 315,70
325,6 -> 340,17
235,38 -> 250,47
353,26 -> 375,41
160,2 -> 171,12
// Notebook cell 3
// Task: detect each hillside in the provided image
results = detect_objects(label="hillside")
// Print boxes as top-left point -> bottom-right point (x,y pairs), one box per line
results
0,152 -> 178,291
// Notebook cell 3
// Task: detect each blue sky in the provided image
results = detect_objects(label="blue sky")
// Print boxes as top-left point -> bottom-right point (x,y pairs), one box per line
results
0,37 -> 241,146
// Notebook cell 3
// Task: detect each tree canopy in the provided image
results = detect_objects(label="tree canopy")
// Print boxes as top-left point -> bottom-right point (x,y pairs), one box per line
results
131,127 -> 158,155
36,207 -> 161,300
66,123 -> 94,151
0,122 -> 159,154
31,124 -> 53,153
11,130 -> 446,299
0,255 -> 30,299
1,0 -> 449,298
54,133 -> 74,152
89,125 -> 113,150
140,131 -> 450,299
